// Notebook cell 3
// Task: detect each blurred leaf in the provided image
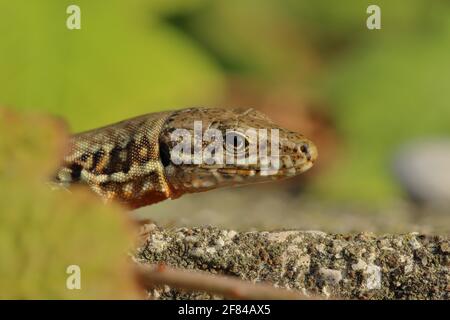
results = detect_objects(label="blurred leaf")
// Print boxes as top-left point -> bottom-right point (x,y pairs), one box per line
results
314,25 -> 450,202
0,108 -> 140,299
186,0 -> 318,80
0,1 -> 224,132
147,0 -> 208,15
284,0 -> 444,53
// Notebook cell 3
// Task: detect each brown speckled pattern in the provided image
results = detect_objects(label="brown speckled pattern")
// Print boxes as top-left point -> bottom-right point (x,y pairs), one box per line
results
55,108 -> 317,208
56,111 -> 172,208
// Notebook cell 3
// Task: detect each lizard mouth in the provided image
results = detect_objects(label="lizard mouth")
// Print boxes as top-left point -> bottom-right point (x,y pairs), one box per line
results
216,159 -> 315,177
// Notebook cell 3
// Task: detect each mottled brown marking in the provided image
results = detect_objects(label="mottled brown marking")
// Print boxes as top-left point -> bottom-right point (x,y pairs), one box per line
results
54,108 -> 317,208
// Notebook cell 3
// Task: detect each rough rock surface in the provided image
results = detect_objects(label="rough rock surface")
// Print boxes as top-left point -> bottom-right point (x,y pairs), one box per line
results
136,224 -> 450,300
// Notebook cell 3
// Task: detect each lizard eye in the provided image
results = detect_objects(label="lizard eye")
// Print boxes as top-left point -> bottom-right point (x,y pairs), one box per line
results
224,131 -> 248,153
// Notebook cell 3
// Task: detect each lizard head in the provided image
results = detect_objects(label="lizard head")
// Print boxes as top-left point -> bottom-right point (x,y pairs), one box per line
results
159,108 -> 318,197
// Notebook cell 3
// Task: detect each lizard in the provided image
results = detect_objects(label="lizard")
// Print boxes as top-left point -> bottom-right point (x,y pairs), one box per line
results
54,107 -> 318,209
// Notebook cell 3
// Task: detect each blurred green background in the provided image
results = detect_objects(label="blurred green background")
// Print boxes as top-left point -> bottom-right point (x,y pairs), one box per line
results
1,0 -> 450,211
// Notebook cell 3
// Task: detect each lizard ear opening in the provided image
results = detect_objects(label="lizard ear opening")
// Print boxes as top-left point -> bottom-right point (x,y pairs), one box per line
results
159,141 -> 171,167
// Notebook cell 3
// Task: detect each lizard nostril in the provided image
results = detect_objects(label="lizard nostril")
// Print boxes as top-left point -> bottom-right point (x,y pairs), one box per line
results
299,143 -> 311,161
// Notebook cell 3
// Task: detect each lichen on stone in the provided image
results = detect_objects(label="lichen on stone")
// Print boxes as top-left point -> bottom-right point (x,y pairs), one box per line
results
137,225 -> 449,300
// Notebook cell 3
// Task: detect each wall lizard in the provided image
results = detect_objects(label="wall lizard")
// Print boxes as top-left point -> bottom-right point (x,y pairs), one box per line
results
55,108 -> 318,209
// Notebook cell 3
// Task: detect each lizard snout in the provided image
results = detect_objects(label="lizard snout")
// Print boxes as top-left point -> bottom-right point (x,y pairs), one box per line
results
298,141 -> 318,163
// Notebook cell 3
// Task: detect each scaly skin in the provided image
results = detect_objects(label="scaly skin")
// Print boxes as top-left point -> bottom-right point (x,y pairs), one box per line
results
55,108 -> 318,208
